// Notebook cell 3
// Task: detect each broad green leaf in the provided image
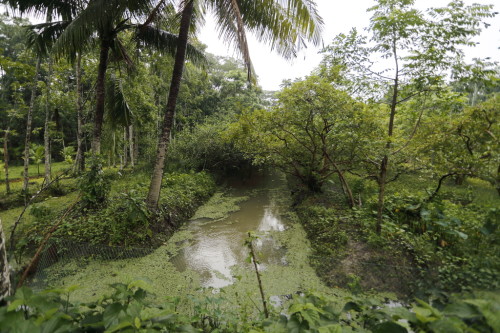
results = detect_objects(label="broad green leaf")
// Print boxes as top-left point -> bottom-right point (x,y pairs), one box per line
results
105,320 -> 133,333
318,324 -> 343,333
103,303 -> 125,328
465,299 -> 500,332
7,299 -> 25,311
372,322 -> 408,333
443,302 -> 481,319
428,317 -> 465,333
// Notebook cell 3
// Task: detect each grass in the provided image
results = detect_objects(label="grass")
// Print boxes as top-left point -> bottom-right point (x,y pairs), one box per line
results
1,191 -> 80,242
0,163 -> 138,244
0,162 -> 74,196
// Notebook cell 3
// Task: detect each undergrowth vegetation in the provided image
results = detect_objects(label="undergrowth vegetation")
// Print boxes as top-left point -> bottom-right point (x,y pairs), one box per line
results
291,173 -> 500,299
1,282 -> 498,332
16,169 -> 215,253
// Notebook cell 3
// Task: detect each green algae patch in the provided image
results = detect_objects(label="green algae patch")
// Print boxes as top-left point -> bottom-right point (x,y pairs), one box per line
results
37,243 -> 202,304
191,192 -> 248,221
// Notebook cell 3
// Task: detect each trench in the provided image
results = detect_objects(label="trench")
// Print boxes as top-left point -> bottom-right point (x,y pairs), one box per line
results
32,171 -> 333,304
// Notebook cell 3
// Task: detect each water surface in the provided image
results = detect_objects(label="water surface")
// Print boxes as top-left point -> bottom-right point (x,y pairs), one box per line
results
172,172 -> 289,288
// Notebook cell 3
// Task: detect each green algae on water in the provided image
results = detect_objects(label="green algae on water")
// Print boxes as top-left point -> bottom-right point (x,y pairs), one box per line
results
191,192 -> 248,221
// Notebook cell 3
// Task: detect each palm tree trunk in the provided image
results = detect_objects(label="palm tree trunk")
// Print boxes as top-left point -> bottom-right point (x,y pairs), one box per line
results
133,127 -> 139,166
74,53 -> 85,173
44,58 -> 53,183
146,0 -> 194,210
129,124 -> 134,168
123,127 -> 128,168
0,219 -> 11,302
112,131 -> 116,167
22,57 -> 41,195
3,127 -> 10,194
92,39 -> 110,155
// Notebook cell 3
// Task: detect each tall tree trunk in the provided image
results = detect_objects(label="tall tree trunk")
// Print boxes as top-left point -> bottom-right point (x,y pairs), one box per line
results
129,124 -> 134,168
22,57 -> 41,195
376,156 -> 388,234
74,53 -> 85,173
123,127 -> 128,169
376,38 -> 399,234
337,170 -> 355,208
133,126 -> 139,166
0,219 -> 11,302
92,39 -> 110,155
324,151 -> 355,207
44,58 -> 53,184
146,0 -> 194,210
3,127 -> 10,194
112,131 -> 116,167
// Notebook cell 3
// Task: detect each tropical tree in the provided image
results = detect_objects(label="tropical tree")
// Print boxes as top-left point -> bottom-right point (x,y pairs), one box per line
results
21,55 -> 40,195
4,0 -> 204,156
29,143 -> 45,175
320,0 -> 495,233
228,75 -> 369,206
146,0 -> 324,209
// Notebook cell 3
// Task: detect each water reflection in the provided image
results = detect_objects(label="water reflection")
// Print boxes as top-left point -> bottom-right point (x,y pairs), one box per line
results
259,204 -> 285,231
171,174 -> 288,288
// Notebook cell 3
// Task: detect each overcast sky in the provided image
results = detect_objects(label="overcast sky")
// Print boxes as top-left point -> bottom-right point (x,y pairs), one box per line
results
2,0 -> 498,91
199,0 -> 500,91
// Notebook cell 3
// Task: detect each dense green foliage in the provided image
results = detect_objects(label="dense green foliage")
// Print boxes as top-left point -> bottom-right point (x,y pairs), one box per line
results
0,0 -> 498,331
19,171 -> 215,248
1,283 -> 499,332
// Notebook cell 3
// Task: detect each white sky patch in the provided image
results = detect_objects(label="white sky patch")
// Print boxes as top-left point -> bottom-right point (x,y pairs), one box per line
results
199,0 -> 500,91
2,1 -> 498,91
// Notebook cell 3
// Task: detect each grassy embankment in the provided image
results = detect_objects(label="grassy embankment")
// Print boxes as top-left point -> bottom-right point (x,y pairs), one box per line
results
292,172 -> 499,297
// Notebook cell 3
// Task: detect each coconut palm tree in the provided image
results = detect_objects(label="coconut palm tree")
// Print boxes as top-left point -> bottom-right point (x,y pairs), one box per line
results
146,0 -> 324,209
5,0 -> 204,155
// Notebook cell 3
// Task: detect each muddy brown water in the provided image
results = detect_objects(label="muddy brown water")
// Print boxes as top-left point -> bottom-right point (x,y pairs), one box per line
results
171,172 -> 289,288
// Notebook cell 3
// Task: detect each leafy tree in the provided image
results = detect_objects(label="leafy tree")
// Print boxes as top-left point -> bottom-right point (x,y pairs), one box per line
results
228,75 -> 370,206
29,143 -> 44,175
5,0 -> 205,156
417,94 -> 500,198
320,0 -> 496,233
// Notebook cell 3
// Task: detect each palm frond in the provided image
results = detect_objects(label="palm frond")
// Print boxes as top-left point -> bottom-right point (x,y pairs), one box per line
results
208,0 -> 323,72
133,24 -> 207,66
1,0 -> 82,21
26,21 -> 70,57
51,0 -> 118,59
109,37 -> 136,72
105,73 -> 132,129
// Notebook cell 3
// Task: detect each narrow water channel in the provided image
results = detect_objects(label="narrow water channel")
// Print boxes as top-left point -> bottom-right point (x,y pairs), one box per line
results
172,172 -> 289,288
35,171 -> 329,303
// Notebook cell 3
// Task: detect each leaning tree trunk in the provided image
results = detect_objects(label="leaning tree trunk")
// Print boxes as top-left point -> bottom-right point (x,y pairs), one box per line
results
91,39 -> 110,155
44,58 -> 53,184
74,53 -> 85,173
146,0 -> 194,210
3,127 -> 10,194
0,219 -> 11,302
22,57 -> 41,195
